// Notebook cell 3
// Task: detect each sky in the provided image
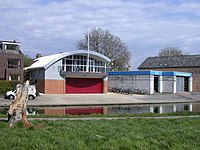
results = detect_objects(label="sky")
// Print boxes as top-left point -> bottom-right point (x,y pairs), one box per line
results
1,0 -> 200,70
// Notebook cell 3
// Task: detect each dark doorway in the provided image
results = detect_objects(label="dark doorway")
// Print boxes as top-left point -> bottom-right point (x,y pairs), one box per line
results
154,76 -> 159,92
184,77 -> 189,92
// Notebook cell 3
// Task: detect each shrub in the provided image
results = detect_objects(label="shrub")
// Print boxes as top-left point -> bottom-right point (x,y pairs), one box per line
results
0,80 -> 19,95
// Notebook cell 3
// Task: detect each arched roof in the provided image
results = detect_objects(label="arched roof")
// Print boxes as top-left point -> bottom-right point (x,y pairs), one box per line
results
25,50 -> 111,70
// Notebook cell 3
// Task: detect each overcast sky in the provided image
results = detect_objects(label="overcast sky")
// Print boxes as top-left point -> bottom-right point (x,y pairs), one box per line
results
1,0 -> 200,69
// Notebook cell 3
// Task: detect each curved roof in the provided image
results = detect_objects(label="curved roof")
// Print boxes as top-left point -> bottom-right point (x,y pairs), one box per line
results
25,50 -> 111,70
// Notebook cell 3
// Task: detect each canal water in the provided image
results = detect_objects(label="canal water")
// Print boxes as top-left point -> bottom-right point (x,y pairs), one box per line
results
1,103 -> 200,115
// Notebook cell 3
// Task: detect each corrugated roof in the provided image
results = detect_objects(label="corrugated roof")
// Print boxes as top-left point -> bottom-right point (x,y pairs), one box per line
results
138,55 -> 200,69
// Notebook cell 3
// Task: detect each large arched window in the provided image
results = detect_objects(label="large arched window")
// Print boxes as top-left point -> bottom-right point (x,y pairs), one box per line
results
61,54 -> 107,73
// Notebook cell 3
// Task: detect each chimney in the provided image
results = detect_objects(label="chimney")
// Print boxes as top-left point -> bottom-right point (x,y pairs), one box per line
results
36,53 -> 42,58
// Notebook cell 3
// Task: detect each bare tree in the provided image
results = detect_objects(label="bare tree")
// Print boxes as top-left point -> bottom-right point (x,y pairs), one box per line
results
76,28 -> 131,71
158,47 -> 184,57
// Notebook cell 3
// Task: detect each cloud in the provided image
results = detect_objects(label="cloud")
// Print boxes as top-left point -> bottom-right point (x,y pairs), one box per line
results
0,0 -> 200,69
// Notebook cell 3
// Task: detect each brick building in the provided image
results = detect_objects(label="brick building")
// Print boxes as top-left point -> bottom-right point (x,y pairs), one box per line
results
0,40 -> 24,81
25,50 -> 110,94
138,55 -> 200,92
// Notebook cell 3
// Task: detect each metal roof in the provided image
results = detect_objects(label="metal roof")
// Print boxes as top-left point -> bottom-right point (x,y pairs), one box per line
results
138,55 -> 200,69
108,70 -> 162,76
25,50 -> 111,70
108,70 -> 192,77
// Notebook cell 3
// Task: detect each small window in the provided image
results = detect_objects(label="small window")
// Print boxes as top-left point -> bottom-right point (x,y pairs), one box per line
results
66,60 -> 72,65
62,59 -> 65,64
5,44 -> 18,50
66,66 -> 72,72
8,74 -> 20,81
7,59 -> 21,69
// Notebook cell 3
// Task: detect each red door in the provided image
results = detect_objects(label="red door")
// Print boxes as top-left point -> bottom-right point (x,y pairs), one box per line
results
66,78 -> 103,94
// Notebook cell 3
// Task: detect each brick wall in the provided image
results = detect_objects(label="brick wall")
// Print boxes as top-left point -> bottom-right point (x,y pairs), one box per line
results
44,108 -> 65,115
44,79 -> 65,94
103,80 -> 108,93
36,79 -> 45,93
141,67 -> 200,92
0,53 -> 23,80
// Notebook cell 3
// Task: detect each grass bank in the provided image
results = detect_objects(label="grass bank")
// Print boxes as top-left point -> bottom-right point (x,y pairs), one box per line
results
0,117 -> 200,149
1,111 -> 200,118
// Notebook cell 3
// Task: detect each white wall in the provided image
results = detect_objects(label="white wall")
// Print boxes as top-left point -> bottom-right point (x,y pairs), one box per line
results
108,75 -> 151,94
45,60 -> 64,80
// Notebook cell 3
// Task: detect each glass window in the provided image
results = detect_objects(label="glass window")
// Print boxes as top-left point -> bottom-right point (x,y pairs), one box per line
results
5,44 -> 18,50
61,55 -> 107,73
7,59 -> 21,69
62,59 -> 65,64
66,60 -> 72,65
8,74 -> 20,81
66,66 -> 72,72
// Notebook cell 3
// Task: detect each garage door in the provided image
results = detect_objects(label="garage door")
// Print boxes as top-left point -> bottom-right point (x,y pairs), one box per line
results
66,78 -> 103,94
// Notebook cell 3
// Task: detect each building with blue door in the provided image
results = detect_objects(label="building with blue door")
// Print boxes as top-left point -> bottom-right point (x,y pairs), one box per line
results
108,70 -> 192,94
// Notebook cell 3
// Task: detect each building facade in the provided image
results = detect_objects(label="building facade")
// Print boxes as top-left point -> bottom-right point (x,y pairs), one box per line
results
0,41 -> 24,81
108,70 -> 192,94
138,55 -> 200,92
25,50 -> 110,94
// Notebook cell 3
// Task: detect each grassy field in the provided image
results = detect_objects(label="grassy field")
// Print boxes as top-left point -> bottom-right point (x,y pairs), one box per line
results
0,117 -> 200,150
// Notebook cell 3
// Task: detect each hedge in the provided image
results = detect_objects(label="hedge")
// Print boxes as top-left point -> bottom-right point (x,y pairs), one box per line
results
0,80 -> 19,95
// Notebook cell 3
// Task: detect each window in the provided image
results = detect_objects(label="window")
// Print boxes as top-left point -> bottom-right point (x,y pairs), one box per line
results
5,44 -> 19,50
61,54 -> 108,73
8,74 -> 20,81
7,59 -> 21,69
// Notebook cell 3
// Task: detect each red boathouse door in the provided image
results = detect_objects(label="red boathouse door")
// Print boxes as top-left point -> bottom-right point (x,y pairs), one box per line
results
66,78 -> 103,94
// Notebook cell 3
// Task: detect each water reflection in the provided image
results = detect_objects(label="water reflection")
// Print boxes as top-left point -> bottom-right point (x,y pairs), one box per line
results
1,103 -> 200,115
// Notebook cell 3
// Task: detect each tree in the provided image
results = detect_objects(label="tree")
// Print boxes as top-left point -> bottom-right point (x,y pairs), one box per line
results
76,28 -> 131,71
24,55 -> 33,68
158,47 -> 184,57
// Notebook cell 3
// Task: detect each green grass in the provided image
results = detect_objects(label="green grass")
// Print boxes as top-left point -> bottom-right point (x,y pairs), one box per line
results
0,118 -> 200,150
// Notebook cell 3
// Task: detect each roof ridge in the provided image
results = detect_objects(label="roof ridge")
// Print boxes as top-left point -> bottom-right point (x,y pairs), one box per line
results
138,54 -> 200,69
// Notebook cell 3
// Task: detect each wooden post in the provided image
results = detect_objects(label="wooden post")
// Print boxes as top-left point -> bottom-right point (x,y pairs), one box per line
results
7,80 -> 30,128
